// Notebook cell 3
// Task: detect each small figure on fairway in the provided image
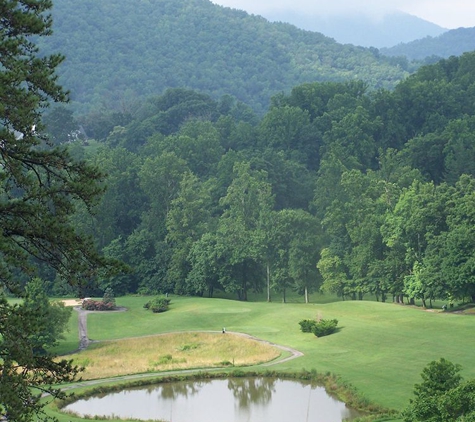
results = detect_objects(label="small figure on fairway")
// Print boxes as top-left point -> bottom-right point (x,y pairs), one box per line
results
222,327 -> 226,334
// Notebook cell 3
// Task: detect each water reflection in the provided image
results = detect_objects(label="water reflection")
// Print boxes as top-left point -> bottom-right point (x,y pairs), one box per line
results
64,378 -> 361,422
228,377 -> 276,409
155,379 -> 204,400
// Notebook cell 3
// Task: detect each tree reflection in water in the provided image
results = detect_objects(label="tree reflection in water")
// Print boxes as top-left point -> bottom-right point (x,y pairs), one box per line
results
228,378 -> 277,409
151,380 -> 206,400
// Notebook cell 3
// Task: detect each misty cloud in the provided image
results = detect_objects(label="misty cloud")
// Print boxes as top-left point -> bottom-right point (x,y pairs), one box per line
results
210,0 -> 475,28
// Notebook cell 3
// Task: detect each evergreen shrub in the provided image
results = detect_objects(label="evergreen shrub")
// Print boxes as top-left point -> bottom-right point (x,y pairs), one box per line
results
313,319 -> 339,337
298,319 -> 317,332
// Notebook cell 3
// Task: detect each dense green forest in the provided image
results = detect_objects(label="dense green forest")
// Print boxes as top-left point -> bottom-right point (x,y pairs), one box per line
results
39,0 -> 410,115
43,52 -> 475,306
381,27 -> 475,61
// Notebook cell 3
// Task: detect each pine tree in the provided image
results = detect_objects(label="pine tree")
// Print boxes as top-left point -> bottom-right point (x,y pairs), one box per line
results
0,1 -> 115,419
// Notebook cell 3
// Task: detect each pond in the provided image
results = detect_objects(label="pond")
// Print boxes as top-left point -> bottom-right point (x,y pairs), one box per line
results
64,378 -> 363,422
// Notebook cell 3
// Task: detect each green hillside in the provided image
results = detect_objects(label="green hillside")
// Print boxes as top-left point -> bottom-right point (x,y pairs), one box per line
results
381,27 -> 475,61
40,0 -> 409,114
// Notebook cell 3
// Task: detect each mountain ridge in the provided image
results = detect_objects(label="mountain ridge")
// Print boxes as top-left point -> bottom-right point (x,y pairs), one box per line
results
381,27 -> 475,60
259,10 -> 447,48
39,0 -> 409,114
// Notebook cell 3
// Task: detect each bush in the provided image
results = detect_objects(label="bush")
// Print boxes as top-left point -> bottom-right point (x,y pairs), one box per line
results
144,296 -> 171,313
103,288 -> 116,307
313,319 -> 339,337
299,319 -> 317,333
82,299 -> 116,311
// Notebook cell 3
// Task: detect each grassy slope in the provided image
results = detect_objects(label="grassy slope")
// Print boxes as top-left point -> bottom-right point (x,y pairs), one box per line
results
58,295 -> 474,412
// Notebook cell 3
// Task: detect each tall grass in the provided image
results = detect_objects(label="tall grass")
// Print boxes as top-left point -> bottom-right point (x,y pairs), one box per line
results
67,332 -> 280,379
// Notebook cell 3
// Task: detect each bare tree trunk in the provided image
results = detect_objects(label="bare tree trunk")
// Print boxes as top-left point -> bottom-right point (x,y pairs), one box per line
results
266,263 -> 271,302
305,286 -> 308,304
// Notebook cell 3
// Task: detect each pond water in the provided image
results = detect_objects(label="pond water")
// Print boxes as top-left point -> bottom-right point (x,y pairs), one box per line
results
64,378 -> 362,422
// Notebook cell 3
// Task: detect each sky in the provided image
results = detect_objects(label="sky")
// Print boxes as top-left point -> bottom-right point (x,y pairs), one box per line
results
211,0 -> 475,29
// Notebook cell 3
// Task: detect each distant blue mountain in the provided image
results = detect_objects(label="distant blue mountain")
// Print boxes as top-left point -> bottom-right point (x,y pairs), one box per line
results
261,10 -> 447,48
381,27 -> 475,60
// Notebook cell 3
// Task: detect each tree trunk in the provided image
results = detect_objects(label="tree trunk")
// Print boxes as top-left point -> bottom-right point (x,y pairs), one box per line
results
304,286 -> 308,304
266,263 -> 271,302
282,288 -> 286,303
240,264 -> 248,301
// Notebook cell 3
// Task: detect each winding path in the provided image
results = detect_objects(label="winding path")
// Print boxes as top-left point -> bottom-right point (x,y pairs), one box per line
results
68,307 -> 303,390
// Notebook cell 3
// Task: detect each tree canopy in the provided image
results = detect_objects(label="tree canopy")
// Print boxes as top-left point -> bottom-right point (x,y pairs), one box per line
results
403,358 -> 475,421
65,51 -> 475,309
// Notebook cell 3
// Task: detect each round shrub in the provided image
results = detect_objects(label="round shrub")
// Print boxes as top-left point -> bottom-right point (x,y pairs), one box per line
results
312,319 -> 339,337
144,296 -> 171,313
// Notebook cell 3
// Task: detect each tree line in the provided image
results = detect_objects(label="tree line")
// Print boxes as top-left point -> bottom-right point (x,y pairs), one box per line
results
43,51 -> 475,305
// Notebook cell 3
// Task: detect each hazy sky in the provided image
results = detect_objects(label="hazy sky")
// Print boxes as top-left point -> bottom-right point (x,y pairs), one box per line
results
211,0 -> 475,29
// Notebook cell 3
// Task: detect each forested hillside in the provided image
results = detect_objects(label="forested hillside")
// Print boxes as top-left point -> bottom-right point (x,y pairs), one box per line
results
40,0 -> 409,114
381,27 -> 475,61
44,52 -> 475,307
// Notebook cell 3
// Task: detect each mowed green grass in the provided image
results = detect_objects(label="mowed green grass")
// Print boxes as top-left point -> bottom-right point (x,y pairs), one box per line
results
58,295 -> 474,411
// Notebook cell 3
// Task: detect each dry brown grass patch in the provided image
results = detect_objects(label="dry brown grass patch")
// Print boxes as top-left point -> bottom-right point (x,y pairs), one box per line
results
68,332 -> 280,379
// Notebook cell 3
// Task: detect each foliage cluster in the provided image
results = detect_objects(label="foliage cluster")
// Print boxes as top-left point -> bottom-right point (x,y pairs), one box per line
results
299,318 -> 339,337
403,358 -> 475,421
298,319 -> 316,333
102,287 -> 116,307
312,319 -> 339,337
23,279 -> 72,354
143,296 -> 171,313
